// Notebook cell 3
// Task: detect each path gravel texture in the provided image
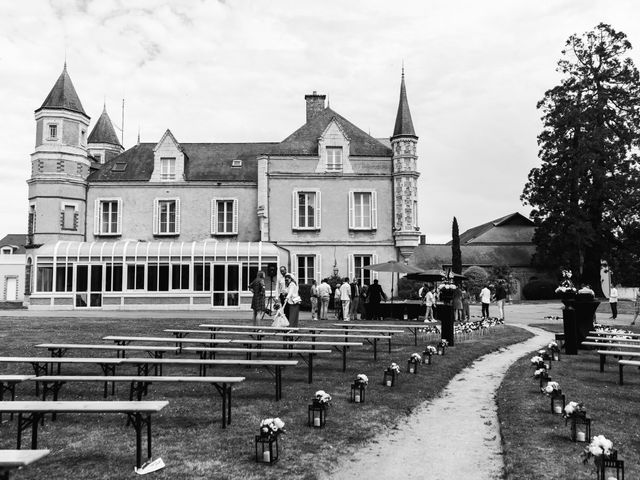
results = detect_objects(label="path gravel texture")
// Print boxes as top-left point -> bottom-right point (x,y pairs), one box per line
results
325,325 -> 554,480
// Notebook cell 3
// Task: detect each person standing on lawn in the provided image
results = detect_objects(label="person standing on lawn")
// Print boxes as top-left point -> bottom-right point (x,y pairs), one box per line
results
609,284 -> 619,320
367,279 -> 386,321
276,266 -> 289,318
284,273 -> 301,327
453,286 -> 464,321
461,285 -> 471,321
349,279 -> 360,321
317,278 -> 331,321
424,286 -> 435,322
249,270 -> 266,325
340,277 -> 351,321
495,280 -> 507,320
480,284 -> 491,319
310,279 -> 319,321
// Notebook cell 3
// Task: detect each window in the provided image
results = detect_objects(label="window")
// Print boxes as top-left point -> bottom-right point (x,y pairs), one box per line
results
94,153 -> 102,163
326,147 -> 342,171
153,199 -> 180,235
193,263 -> 211,291
36,265 -> 53,292
105,263 -> 123,292
1,247 -> 12,255
61,205 -> 77,231
55,265 -> 73,292
349,191 -> 377,230
171,264 -> 190,290
232,159 -> 242,167
95,199 -> 122,236
126,264 -> 145,290
160,158 -> 176,181
113,162 -> 127,172
148,263 -> 170,291
293,191 -> 321,230
211,199 -> 238,235
352,255 -> 375,285
212,264 -> 240,306
296,255 -> 316,285
48,124 -> 58,140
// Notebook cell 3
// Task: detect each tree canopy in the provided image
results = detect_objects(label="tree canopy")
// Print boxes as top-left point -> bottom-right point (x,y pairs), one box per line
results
521,23 -> 640,292
451,217 -> 462,274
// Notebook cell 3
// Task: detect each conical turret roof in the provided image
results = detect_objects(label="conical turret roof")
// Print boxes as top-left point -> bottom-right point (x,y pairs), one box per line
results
88,105 -> 121,146
36,63 -> 87,116
392,70 -> 416,138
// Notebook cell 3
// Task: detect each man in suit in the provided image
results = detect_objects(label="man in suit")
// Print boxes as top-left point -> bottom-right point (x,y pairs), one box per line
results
349,279 -> 360,321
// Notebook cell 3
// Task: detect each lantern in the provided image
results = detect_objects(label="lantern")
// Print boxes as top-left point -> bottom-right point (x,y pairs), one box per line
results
569,416 -> 591,443
436,344 -> 446,356
350,382 -> 366,404
539,375 -> 551,391
550,390 -> 565,414
255,434 -> 279,464
422,353 -> 432,365
407,360 -> 418,374
308,401 -> 326,428
552,351 -> 560,361
383,368 -> 396,387
596,456 -> 624,480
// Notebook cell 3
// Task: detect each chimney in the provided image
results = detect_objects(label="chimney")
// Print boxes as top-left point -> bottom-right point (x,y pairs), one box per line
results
419,234 -> 426,245
304,91 -> 326,123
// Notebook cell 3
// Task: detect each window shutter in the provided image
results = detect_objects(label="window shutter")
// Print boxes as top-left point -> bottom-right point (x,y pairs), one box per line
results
348,191 -> 354,229
116,199 -> 123,235
152,199 -> 159,235
292,191 -> 299,229
175,199 -> 181,234
348,254 -> 354,281
211,199 -> 217,234
315,191 -> 321,230
73,212 -> 79,231
59,211 -> 64,228
316,253 -> 322,283
372,254 -> 379,280
371,191 -> 378,230
232,198 -> 239,234
94,200 -> 100,235
292,254 -> 298,280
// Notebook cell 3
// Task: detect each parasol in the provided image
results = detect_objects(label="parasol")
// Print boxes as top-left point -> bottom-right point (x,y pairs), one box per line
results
363,261 -> 423,304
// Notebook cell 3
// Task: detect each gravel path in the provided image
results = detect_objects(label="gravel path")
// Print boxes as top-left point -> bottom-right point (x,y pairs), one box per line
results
325,325 -> 554,480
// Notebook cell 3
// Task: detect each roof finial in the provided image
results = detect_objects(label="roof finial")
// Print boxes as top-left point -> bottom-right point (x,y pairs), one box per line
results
327,93 -> 330,108
137,125 -> 140,145
103,96 -> 106,112
64,48 -> 67,71
402,60 -> 404,78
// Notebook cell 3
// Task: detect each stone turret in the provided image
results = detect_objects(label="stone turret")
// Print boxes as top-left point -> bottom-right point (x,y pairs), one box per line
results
391,70 -> 421,260
27,63 -> 90,246
87,104 -> 123,164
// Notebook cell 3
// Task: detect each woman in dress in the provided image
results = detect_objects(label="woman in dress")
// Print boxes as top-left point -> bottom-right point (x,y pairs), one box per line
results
249,271 -> 266,325
284,273 -> 302,327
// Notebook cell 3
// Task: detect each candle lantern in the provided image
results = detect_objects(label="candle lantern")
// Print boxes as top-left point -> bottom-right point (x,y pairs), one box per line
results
596,456 -> 623,480
436,344 -> 446,356
552,351 -> 560,361
422,352 -> 432,365
255,434 -> 279,464
308,401 -> 327,428
550,390 -> 565,414
407,360 -> 419,374
350,382 -> 366,404
569,415 -> 591,443
539,376 -> 551,392
383,368 -> 396,387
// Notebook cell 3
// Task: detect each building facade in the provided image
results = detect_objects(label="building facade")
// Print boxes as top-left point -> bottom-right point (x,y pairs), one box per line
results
25,65 -> 421,310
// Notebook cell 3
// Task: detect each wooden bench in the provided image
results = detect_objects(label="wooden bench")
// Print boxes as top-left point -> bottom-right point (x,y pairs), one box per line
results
102,336 -> 230,354
584,336 -> 640,344
596,350 -> 640,372
35,343 -> 179,359
618,359 -> 640,385
0,450 -> 49,479
182,347 -> 332,383
0,376 -> 33,422
0,357 -> 123,397
589,330 -> 640,338
117,358 -> 297,401
581,341 -> 640,351
333,322 -> 435,346
30,375 -> 244,428
0,400 -> 168,469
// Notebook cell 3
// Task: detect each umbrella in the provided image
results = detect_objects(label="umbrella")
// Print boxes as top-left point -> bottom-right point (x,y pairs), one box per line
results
363,261 -> 423,304
406,270 -> 467,283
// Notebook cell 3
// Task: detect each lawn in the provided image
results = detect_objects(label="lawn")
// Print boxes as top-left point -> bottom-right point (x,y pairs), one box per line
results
497,322 -> 640,480
0,316 -> 532,480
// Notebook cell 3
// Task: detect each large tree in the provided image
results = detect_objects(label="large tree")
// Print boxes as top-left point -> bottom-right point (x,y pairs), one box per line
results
522,23 -> 640,294
451,217 -> 462,274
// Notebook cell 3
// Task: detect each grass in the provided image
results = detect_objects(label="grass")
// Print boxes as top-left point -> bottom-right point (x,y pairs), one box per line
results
0,316 -> 533,480
497,322 -> 640,480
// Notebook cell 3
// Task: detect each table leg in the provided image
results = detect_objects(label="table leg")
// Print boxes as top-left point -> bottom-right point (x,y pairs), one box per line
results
373,338 -> 378,361
227,384 -> 232,426
221,384 -> 227,429
412,328 -> 417,346
308,353 -> 313,384
342,347 -> 347,372
31,413 -> 40,449
146,414 -> 152,460
276,365 -> 282,401
619,364 -> 624,385
599,354 -> 605,373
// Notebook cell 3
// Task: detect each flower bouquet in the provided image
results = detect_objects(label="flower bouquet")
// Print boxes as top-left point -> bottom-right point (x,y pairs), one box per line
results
547,341 -> 561,360
538,349 -> 551,361
534,367 -> 551,390
555,269 -> 577,299
543,381 -> 560,395
259,417 -> 286,439
437,282 -> 457,303
383,362 -> 400,386
313,390 -> 332,408
408,353 -> 421,374
530,355 -> 549,370
582,435 -> 616,464
437,339 -> 448,355
563,401 -> 586,419
354,373 -> 368,387
422,345 -> 437,364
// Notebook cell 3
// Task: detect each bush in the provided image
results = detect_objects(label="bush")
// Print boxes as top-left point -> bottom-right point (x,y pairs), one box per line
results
398,277 -> 421,300
462,266 -> 489,301
522,279 -> 556,300
298,283 -> 312,311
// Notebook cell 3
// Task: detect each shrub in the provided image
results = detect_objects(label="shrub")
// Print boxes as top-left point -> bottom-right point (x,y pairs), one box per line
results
298,283 -> 312,311
522,279 -> 556,300
398,277 -> 421,299
462,266 -> 489,301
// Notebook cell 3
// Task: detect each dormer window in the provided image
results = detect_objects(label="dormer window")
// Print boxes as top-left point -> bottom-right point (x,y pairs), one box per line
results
326,147 -> 342,171
1,247 -> 13,255
48,124 -> 58,140
113,162 -> 127,172
232,159 -> 243,168
160,158 -> 176,181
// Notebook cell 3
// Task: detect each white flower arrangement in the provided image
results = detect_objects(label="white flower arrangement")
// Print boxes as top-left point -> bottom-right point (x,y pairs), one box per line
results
583,435 -> 614,463
314,390 -> 332,405
409,353 -> 422,363
437,282 -> 457,291
547,341 -> 560,352
555,269 -> 577,294
563,401 -> 586,419
260,417 -> 285,437
533,368 -> 549,379
543,381 -> 560,395
439,339 -> 449,347
424,345 -> 437,355
388,362 -> 401,374
355,373 -> 368,386
530,355 -> 546,367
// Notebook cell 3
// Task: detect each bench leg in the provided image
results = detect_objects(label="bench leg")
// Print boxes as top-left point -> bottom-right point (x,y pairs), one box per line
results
308,353 -> 313,384
373,338 -> 378,361
342,347 -> 347,372
276,365 -> 282,401
127,412 -> 152,469
619,364 -> 624,385
600,354 -> 605,373
17,412 -> 41,449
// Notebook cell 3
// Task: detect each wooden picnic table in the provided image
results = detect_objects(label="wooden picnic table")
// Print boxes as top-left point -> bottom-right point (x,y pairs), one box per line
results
0,357 -> 123,397
30,375 -> 244,428
584,336 -> 640,344
0,400 -> 168,469
0,376 -> 33,422
193,325 -> 404,335
618,359 -> 640,385
117,358 -> 297,401
182,347 -> 332,383
333,322 -> 438,346
35,343 -> 179,359
0,449 -> 49,480
596,349 -> 640,373
102,336 -> 231,355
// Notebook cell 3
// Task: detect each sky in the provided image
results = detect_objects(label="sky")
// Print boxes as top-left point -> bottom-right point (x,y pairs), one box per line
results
1,0 -> 640,243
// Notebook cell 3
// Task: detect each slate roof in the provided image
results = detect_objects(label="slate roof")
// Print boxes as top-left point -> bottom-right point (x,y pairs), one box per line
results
410,244 -> 535,269
88,142 -> 277,182
453,212 -> 534,245
392,72 -> 416,138
273,107 -> 392,157
88,107 -> 121,146
0,234 -> 27,254
36,64 -> 87,116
